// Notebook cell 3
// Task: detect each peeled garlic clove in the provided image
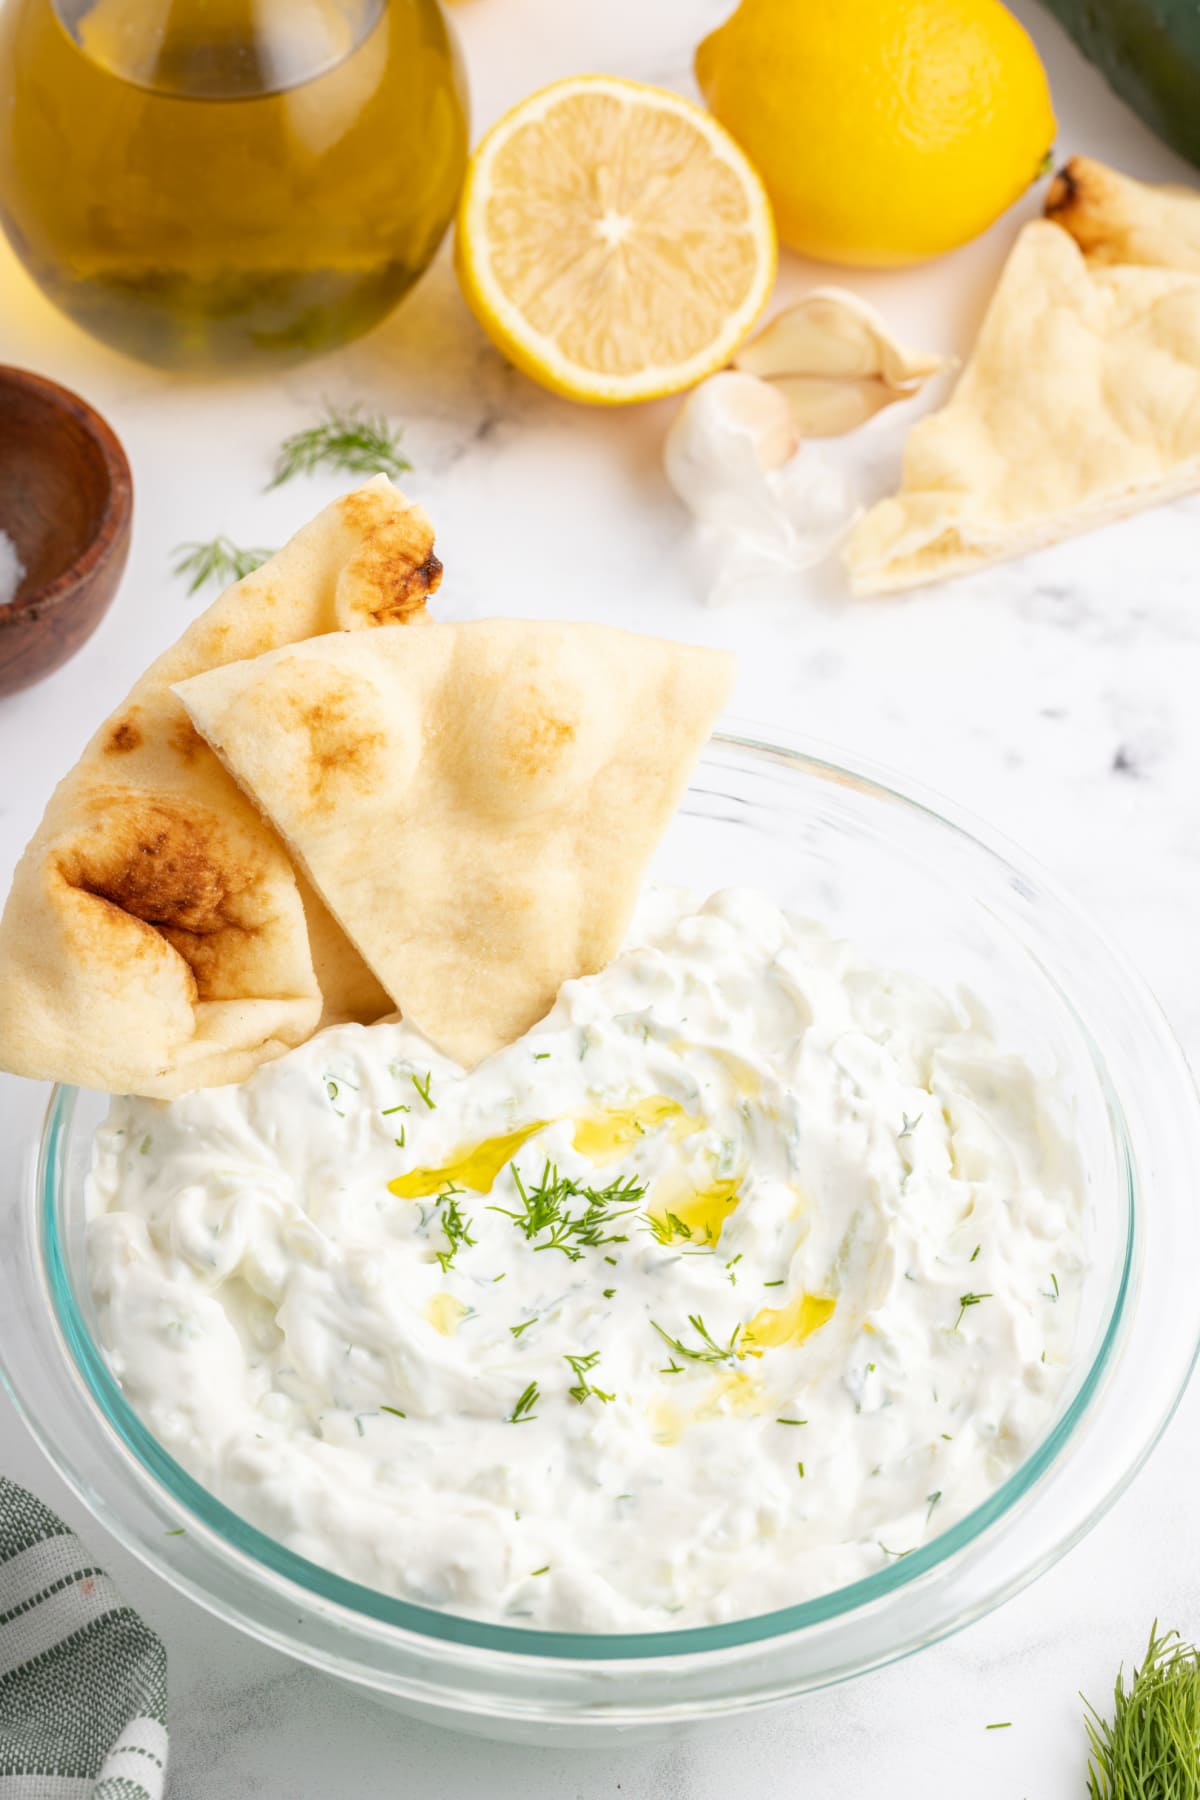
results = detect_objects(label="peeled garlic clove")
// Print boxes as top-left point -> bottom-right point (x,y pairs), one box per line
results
734,288 -> 944,436
765,373 -> 914,437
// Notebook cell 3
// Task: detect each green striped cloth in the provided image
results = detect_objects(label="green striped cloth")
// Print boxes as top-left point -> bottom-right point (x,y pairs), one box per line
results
0,1478 -> 167,1800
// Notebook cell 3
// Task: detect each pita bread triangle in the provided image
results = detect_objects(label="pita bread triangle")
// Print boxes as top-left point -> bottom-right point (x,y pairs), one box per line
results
845,213 -> 1200,595
1045,156 -> 1200,273
175,620 -> 736,1067
0,477 -> 440,1097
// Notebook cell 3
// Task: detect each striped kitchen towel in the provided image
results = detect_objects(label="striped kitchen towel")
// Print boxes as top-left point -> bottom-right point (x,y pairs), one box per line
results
0,1477 -> 167,1800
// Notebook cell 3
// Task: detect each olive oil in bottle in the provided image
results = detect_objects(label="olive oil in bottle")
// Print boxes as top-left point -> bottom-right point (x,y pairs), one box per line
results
0,0 -> 469,367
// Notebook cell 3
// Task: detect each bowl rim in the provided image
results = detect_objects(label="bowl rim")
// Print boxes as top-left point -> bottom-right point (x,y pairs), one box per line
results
0,364 -> 133,623
23,722 -> 1193,1671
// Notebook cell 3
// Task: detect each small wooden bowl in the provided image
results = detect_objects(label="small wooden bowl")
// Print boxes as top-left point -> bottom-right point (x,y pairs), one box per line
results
0,367 -> 133,698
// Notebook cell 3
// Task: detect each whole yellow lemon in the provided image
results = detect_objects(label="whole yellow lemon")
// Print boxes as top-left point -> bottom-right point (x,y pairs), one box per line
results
695,0 -> 1055,266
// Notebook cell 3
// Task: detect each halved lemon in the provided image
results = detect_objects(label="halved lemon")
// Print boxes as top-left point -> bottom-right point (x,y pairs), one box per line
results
455,75 -> 778,405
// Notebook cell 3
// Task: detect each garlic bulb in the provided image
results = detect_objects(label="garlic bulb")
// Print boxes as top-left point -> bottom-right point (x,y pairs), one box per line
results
664,371 -> 856,606
734,288 -> 945,437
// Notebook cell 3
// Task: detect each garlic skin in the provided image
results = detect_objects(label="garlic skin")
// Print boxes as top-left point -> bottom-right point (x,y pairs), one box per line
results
734,288 -> 945,437
664,371 -> 855,605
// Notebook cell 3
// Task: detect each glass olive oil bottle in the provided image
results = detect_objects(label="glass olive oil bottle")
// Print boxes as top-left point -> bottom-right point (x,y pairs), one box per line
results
0,0 -> 469,366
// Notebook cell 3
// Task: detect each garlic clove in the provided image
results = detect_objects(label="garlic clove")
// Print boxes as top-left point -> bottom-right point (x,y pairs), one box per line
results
664,372 -> 799,542
734,288 -> 945,436
664,371 -> 857,604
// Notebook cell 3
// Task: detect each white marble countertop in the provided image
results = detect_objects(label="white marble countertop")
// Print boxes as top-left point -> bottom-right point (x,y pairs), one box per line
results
3,0 -> 1200,1791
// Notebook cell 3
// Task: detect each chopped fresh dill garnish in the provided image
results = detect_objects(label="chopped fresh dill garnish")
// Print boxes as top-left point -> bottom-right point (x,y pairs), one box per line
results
651,1314 -> 742,1365
394,1127 -> 406,1149
412,1071 -> 436,1110
796,1461 -> 805,1479
435,1189 -> 475,1273
647,1210 -> 693,1246
926,1489 -> 943,1521
564,1351 -> 615,1405
509,1317 -> 538,1339
269,402 -> 411,488
603,1287 -> 616,1299
953,1291 -> 992,1331
533,1052 -> 551,1061
172,536 -> 276,595
1082,1624 -> 1200,1796
530,1565 -> 550,1577
164,1527 -> 185,1536
508,1380 -> 539,1425
381,1103 -> 410,1116
660,1358 -> 684,1375
763,1278 -> 785,1288
604,1255 -> 619,1267
898,1112 -> 922,1138
325,1077 -> 345,1116
490,1161 -> 643,1262
985,1721 -> 1012,1730
970,1244 -> 981,1263
492,1272 -> 506,1282
941,1432 -> 953,1441
725,1253 -> 743,1287
139,1135 -> 152,1156
1048,1271 -> 1060,1299
379,1405 -> 406,1419
776,1417 -> 807,1426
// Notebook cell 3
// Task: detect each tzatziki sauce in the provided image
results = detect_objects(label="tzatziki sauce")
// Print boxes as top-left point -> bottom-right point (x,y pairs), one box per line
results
87,887 -> 1086,1630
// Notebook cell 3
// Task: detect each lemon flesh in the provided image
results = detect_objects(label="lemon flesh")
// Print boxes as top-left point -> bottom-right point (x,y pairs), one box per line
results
697,0 -> 1055,267
455,75 -> 777,404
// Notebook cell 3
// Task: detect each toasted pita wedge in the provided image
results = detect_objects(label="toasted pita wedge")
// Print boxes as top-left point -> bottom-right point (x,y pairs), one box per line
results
175,621 -> 736,1067
1046,156 -> 1200,272
0,477 -> 440,1097
845,220 -> 1200,594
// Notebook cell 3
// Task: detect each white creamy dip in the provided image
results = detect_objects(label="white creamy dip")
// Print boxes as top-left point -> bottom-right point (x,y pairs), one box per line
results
87,888 -> 1086,1631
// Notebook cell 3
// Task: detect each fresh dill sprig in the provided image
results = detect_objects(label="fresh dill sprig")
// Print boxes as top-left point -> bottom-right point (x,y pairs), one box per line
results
650,1313 -> 742,1366
379,1405 -> 406,1419
898,1112 -> 922,1138
953,1291 -> 992,1331
269,402 -> 411,488
490,1161 -> 643,1262
646,1209 -> 693,1246
1082,1623 -> 1200,1798
508,1380 -> 540,1425
434,1187 -> 475,1274
564,1350 -> 615,1406
412,1071 -> 436,1110
172,536 -> 276,595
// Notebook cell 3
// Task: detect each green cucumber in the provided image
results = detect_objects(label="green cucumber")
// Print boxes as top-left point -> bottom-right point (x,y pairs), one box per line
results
1039,0 -> 1200,169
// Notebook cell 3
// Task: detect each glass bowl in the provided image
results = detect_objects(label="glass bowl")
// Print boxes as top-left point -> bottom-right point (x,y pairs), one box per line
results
2,725 -> 1199,1747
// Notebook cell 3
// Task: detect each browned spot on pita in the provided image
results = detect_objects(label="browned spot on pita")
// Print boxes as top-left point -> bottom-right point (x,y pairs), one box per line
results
170,716 -> 208,764
284,677 -> 385,812
365,549 -> 443,625
105,719 -> 142,755
337,489 -> 443,628
65,801 -> 236,934
508,710 -> 577,777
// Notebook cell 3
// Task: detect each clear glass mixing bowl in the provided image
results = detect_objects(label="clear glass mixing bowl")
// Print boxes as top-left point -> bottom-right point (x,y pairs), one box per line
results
2,726 -> 1199,1747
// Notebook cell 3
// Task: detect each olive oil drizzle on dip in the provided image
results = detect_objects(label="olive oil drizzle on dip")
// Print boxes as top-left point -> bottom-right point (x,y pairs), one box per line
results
86,888 -> 1085,1631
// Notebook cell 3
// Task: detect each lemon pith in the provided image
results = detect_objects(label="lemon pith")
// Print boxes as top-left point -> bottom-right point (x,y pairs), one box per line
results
696,0 -> 1055,268
456,75 -> 777,404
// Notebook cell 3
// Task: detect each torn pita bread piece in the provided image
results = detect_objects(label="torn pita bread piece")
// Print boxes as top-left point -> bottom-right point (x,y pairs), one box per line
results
844,219 -> 1200,595
1046,156 -> 1200,272
175,621 -> 736,1068
0,477 -> 440,1098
